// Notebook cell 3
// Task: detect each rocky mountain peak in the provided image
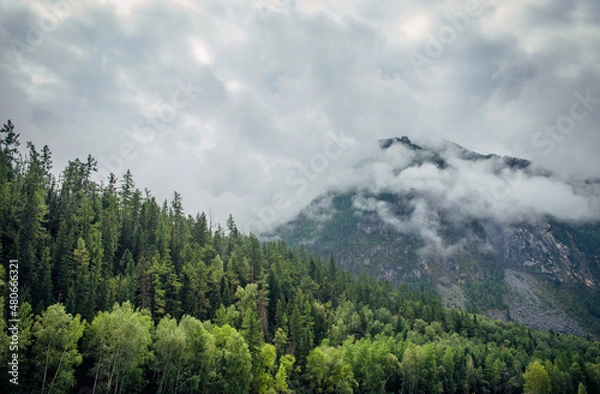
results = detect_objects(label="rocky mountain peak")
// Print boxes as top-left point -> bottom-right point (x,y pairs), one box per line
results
273,137 -> 600,337
378,136 -> 422,150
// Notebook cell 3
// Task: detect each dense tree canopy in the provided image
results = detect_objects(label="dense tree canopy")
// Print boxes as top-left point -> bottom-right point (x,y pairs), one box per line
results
0,120 -> 599,393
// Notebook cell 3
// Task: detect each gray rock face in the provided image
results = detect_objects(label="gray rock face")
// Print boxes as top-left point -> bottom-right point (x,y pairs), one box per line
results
504,269 -> 588,336
277,195 -> 600,336
272,138 -> 600,336
482,220 -> 598,288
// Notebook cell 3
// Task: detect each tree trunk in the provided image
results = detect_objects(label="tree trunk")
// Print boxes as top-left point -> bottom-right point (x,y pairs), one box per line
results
41,346 -> 51,394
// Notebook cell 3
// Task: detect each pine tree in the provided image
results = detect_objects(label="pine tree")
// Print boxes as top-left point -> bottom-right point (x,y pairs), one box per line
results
192,212 -> 209,246
72,238 -> 94,319
17,143 -> 49,297
101,173 -> 121,270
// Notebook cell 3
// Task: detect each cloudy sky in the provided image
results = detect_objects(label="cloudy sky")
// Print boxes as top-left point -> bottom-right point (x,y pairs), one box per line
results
1,0 -> 599,233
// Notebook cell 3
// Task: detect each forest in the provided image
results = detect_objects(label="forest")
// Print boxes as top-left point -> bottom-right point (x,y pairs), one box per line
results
1,119 -> 599,393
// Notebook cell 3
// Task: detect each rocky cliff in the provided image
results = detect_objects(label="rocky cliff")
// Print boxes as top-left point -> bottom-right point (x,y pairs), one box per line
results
271,137 -> 600,336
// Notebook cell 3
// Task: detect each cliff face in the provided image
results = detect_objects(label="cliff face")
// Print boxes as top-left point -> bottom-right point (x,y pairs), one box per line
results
272,138 -> 600,336
483,220 -> 599,288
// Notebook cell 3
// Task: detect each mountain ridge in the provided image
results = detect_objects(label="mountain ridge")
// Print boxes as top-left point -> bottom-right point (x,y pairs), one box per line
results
270,137 -> 600,336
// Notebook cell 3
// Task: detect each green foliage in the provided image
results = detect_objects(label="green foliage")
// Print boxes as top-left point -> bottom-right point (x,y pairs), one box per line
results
343,336 -> 399,393
32,304 -> 85,393
306,344 -> 356,393
154,316 -> 188,394
523,360 -> 551,394
2,123 -> 600,393
210,324 -> 253,393
401,341 -> 438,394
86,301 -> 153,393
463,275 -> 508,312
153,314 -> 216,393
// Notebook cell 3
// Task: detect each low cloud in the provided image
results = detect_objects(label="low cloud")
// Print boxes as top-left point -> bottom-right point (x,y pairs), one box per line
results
0,0 -> 598,232
347,139 -> 600,254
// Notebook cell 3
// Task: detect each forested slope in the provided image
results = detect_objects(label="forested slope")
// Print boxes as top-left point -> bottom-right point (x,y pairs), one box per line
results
1,121 -> 599,393
273,137 -> 600,337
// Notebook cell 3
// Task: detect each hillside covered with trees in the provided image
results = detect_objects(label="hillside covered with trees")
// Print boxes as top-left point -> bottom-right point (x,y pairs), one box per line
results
1,120 -> 599,393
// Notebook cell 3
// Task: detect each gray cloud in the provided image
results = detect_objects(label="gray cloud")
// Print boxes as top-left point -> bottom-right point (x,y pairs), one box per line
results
346,139 -> 599,254
0,0 -> 598,230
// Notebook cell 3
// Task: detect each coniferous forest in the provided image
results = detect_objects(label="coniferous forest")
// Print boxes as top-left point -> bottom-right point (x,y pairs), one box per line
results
1,120 -> 599,394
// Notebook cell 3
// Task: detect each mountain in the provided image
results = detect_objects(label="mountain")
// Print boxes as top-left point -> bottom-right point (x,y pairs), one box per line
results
270,137 -> 600,337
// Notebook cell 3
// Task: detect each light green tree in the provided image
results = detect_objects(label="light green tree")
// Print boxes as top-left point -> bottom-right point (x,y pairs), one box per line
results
401,342 -> 421,394
269,354 -> 295,394
153,314 -> 215,394
32,304 -> 85,394
154,316 -> 187,394
253,343 -> 277,393
306,345 -> 356,393
179,315 -> 217,393
210,324 -> 253,393
523,360 -> 551,394
86,301 -> 154,394
344,337 -> 399,394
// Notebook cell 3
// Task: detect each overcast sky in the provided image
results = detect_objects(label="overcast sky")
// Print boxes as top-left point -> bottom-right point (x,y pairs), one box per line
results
1,0 -> 599,233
